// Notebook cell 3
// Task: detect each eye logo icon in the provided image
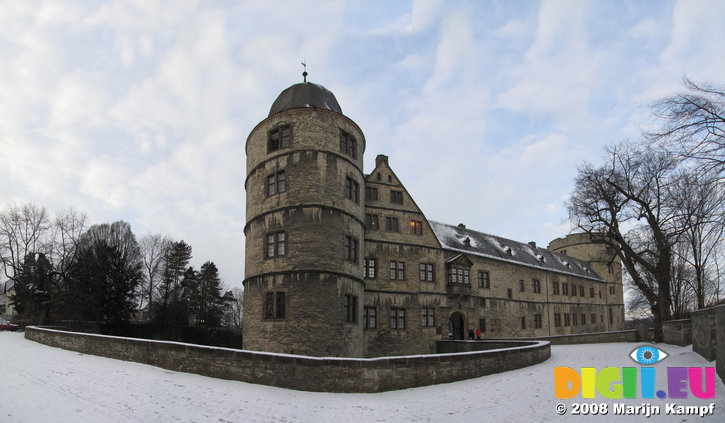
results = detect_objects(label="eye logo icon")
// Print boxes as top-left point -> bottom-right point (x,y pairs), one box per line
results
629,345 -> 668,365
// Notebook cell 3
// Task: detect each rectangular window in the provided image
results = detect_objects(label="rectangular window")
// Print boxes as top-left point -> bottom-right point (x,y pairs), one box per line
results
579,285 -> 584,297
591,313 -> 597,325
608,264 -> 614,274
532,279 -> 541,293
478,270 -> 490,288
344,236 -> 358,262
571,284 -> 577,296
410,220 -> 423,235
385,217 -> 399,232
364,306 -> 376,329
609,286 -> 615,295
266,231 -> 286,258
479,318 -> 486,332
480,297 -> 486,308
507,288 -> 512,299
521,316 -> 526,329
345,177 -> 359,202
419,263 -> 434,281
581,313 -> 586,325
264,291 -> 286,319
562,283 -> 568,296
390,190 -> 403,204
268,125 -> 291,152
390,308 -> 405,329
572,313 -> 578,326
266,170 -> 286,196
534,314 -> 543,329
421,307 -> 435,327
365,186 -> 378,201
564,313 -> 570,326
448,267 -> 469,284
554,313 -> 561,327
365,214 -> 379,231
339,130 -> 357,158
364,258 -> 377,279
609,308 -> 613,324
343,294 -> 358,323
590,287 -> 595,297
519,279 -> 525,291
553,281 -> 559,295
390,261 -> 405,280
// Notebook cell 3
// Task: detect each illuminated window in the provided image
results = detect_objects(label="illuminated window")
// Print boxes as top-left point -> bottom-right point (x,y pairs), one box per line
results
410,220 -> 423,235
365,214 -> 379,231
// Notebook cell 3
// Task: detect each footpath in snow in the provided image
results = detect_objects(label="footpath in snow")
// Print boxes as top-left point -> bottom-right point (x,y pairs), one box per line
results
1,331 -> 723,422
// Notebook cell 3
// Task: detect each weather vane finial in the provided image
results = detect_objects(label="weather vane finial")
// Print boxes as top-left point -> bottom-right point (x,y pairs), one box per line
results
302,61 -> 308,82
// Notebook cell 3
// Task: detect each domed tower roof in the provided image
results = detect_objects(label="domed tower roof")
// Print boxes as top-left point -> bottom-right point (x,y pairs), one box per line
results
268,82 -> 342,117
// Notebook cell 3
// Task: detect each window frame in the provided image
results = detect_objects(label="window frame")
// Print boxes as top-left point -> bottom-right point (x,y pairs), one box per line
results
264,291 -> 286,320
364,258 -> 377,279
363,306 -> 376,329
265,231 -> 286,258
268,124 -> 291,153
419,263 -> 435,282
339,130 -> 357,158
390,307 -> 406,330
421,307 -> 435,327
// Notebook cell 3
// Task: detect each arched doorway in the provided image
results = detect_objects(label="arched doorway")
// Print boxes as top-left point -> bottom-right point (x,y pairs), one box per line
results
449,312 -> 465,340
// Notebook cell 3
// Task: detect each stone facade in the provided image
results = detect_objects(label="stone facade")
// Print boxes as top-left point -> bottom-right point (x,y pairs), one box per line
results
243,81 -> 626,358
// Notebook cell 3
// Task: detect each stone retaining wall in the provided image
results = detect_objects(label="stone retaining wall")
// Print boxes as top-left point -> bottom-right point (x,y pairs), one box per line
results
662,319 -> 692,346
484,329 -> 640,345
26,326 -> 550,393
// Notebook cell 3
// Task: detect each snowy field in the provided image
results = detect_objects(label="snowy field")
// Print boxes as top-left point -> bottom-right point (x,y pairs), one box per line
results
1,332 -> 723,422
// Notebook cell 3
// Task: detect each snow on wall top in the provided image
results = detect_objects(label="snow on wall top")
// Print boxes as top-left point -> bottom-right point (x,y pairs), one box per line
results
428,221 -> 604,282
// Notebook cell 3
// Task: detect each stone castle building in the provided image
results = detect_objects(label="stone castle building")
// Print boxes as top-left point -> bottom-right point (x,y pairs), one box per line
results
243,80 -> 625,358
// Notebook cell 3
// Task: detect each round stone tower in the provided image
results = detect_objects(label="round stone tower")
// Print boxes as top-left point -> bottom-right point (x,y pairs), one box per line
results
243,81 -> 366,357
548,233 -> 625,329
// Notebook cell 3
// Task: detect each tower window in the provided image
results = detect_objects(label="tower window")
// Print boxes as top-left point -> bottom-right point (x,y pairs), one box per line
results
345,177 -> 359,202
343,294 -> 358,323
268,125 -> 291,152
339,130 -> 357,158
266,231 -> 286,258
267,170 -> 286,196
264,291 -> 286,319
344,236 -> 358,262
390,190 -> 403,204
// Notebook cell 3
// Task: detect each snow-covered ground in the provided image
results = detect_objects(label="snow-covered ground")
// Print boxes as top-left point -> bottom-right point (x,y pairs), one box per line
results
1,332 -> 723,422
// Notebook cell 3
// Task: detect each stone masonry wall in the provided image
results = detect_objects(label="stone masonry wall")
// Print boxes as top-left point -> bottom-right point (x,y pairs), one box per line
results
662,319 -> 692,346
26,326 -> 550,393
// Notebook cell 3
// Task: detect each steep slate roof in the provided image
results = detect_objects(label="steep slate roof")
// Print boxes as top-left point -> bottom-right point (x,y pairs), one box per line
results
429,221 -> 605,282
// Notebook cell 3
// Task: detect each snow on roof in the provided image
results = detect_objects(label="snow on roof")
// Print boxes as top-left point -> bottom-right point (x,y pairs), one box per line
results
428,221 -> 604,282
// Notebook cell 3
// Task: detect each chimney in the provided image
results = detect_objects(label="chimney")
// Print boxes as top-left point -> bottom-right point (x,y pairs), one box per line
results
528,241 -> 537,249
375,154 -> 389,167
458,223 -> 466,229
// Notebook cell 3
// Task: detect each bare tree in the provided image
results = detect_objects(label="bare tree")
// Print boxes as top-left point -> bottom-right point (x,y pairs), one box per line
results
138,233 -> 171,318
568,142 -> 682,340
670,170 -> 725,309
648,78 -> 725,176
0,203 -> 51,284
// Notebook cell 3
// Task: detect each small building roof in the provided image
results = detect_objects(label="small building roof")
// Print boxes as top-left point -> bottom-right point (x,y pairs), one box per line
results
269,82 -> 342,116
429,221 -> 605,282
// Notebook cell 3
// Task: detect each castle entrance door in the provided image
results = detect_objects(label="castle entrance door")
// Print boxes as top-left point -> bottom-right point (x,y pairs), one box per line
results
449,312 -> 465,340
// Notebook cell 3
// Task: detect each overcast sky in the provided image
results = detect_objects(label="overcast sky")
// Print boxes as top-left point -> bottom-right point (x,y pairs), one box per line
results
1,0 -> 724,289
